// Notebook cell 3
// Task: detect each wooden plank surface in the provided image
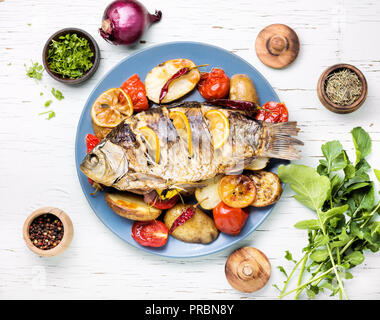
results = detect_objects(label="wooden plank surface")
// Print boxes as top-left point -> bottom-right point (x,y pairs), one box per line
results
0,0 -> 379,300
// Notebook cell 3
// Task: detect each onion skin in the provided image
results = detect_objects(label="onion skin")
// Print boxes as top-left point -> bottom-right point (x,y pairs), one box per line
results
100,0 -> 162,45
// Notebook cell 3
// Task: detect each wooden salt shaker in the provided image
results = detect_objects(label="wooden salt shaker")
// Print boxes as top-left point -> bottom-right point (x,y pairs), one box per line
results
255,24 -> 300,69
225,247 -> 271,293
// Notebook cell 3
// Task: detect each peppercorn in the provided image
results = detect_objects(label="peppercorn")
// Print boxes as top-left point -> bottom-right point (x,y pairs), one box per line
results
29,214 -> 64,250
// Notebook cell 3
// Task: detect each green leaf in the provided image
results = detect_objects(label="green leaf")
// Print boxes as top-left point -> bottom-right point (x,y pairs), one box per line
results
344,164 -> 356,180
310,249 -> 329,262
313,234 -> 329,247
320,205 -> 348,225
344,182 -> 370,194
351,127 -> 371,164
51,88 -> 64,100
352,184 -> 375,214
344,251 -> 365,266
306,285 -> 319,299
278,164 -> 331,211
25,60 -> 44,80
277,266 -> 288,278
342,271 -> 353,279
330,229 -> 352,249
284,250 -> 297,263
294,219 -> 320,230
374,169 -> 380,183
321,140 -> 347,173
351,222 -> 365,239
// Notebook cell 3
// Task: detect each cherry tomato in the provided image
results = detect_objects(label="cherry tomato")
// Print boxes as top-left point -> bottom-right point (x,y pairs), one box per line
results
131,220 -> 168,247
85,134 -> 100,153
121,74 -> 149,112
213,202 -> 248,235
218,175 -> 257,208
256,101 -> 289,123
143,190 -> 179,210
85,134 -> 101,185
198,68 -> 230,100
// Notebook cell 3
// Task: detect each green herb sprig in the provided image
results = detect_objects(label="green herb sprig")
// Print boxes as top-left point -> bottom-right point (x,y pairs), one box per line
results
39,110 -> 56,120
25,61 -> 44,80
51,88 -> 64,100
276,127 -> 380,300
47,33 -> 94,79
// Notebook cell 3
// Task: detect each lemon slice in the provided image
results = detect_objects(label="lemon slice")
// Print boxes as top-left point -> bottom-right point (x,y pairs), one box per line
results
139,126 -> 160,163
169,111 -> 192,155
91,88 -> 133,128
204,109 -> 230,150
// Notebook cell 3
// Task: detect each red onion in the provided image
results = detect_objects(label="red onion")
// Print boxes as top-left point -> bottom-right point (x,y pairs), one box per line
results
99,0 -> 162,45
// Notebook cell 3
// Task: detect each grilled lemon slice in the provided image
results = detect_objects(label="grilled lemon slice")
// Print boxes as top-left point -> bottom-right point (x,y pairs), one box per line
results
139,126 -> 160,163
91,88 -> 133,128
204,109 -> 230,150
169,111 -> 192,156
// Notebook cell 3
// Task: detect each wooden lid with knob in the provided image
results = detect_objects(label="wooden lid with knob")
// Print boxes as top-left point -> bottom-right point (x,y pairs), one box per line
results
225,247 -> 271,293
255,24 -> 300,69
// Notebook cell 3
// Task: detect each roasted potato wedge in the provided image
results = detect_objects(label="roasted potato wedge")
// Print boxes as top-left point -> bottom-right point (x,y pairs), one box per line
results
247,171 -> 282,207
229,74 -> 259,104
245,157 -> 270,171
164,204 -> 219,244
92,120 -> 112,140
105,192 -> 162,221
145,59 -> 201,104
195,176 -> 222,210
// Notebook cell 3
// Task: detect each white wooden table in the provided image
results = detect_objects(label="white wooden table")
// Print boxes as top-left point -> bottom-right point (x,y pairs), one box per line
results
1,0 -> 379,300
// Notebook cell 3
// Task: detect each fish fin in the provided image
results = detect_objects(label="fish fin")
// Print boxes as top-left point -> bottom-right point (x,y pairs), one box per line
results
259,121 -> 303,160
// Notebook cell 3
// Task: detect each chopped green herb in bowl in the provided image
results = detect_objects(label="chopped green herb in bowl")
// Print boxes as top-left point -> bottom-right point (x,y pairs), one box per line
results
42,28 -> 100,84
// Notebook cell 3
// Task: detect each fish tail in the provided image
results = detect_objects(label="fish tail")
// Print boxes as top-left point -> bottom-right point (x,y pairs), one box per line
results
259,121 -> 303,160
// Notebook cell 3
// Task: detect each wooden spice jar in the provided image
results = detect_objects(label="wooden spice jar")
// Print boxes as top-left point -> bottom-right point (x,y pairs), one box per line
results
22,207 -> 74,257
317,64 -> 368,114
225,247 -> 271,293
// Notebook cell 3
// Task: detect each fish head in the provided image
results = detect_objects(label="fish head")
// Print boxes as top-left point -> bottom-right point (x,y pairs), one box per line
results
80,140 -> 128,186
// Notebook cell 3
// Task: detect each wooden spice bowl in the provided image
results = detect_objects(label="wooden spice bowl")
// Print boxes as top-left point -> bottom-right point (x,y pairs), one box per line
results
317,63 -> 367,114
42,27 -> 100,85
22,207 -> 74,257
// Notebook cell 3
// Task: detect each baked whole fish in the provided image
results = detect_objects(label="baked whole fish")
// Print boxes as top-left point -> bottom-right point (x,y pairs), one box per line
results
80,101 -> 303,193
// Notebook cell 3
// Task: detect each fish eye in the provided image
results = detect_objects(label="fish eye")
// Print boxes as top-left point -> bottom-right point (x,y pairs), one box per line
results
89,153 -> 99,165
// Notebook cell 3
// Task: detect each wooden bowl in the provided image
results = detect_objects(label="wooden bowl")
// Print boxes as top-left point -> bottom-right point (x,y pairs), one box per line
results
22,207 -> 74,257
317,64 -> 367,114
42,28 -> 100,85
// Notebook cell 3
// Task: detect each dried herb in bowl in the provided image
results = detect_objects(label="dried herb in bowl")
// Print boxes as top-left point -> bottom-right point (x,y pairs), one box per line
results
325,69 -> 362,106
47,33 -> 94,79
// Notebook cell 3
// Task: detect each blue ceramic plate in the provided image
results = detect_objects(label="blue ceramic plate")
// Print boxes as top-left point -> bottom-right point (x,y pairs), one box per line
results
75,41 -> 283,258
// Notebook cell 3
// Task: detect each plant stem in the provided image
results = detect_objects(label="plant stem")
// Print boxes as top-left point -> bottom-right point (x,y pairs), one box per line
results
279,252 -> 308,296
316,209 -> 348,300
279,267 -> 333,299
294,253 -> 308,299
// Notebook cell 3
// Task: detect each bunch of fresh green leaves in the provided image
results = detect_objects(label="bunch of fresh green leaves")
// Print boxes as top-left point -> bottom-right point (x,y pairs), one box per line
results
276,127 -> 380,299
47,33 -> 94,79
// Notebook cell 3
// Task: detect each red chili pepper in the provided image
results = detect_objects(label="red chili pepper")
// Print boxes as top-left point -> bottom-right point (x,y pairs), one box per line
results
169,206 -> 196,234
207,99 -> 259,111
159,64 -> 208,103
